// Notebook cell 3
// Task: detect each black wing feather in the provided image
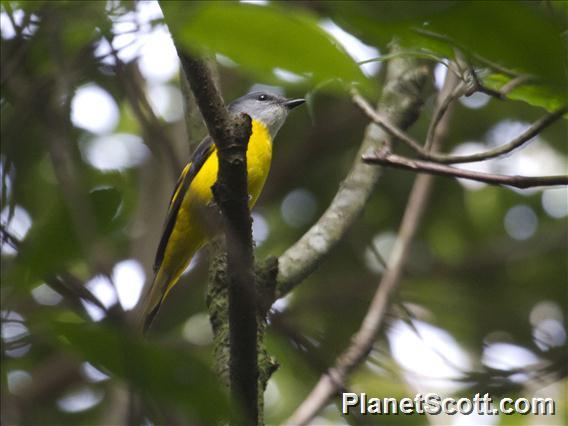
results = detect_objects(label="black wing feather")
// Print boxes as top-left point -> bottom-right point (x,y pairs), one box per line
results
153,136 -> 215,272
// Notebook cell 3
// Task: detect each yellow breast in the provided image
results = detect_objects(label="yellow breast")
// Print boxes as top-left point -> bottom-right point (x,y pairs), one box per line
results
190,119 -> 273,207
246,119 -> 273,205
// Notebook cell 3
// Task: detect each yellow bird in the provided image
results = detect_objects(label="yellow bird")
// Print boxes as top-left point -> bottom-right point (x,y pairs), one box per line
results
139,91 -> 305,334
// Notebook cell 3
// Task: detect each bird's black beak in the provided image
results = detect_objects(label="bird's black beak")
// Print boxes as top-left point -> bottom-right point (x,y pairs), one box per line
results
284,98 -> 305,110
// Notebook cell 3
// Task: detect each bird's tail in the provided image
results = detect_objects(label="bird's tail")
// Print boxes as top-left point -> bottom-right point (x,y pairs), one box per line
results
138,268 -> 173,336
138,240 -> 204,336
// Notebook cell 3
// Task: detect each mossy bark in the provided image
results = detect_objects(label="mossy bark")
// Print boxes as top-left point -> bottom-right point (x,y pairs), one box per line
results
206,239 -> 278,425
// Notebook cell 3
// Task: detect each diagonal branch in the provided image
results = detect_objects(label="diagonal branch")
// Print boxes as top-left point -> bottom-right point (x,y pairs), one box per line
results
275,49 -> 432,299
287,63 -> 460,426
362,149 -> 568,189
353,91 -> 567,165
287,175 -> 436,426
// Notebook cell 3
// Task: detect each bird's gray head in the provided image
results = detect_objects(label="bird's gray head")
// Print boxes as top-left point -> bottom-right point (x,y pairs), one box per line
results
229,91 -> 305,137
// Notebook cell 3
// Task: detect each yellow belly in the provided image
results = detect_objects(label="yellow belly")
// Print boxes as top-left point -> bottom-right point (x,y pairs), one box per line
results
190,119 -> 273,206
161,119 -> 273,288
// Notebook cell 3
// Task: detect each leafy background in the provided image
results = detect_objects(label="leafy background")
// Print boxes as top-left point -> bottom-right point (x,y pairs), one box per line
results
1,1 -> 566,425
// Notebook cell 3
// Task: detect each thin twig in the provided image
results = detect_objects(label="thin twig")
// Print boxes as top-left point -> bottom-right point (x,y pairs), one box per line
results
368,243 -> 388,271
413,28 -> 523,78
362,149 -> 568,189
424,82 -> 466,150
433,106 -> 568,164
465,62 -> 506,100
499,74 -> 534,95
461,61 -> 534,101
3,3 -> 24,38
353,91 -> 567,165
0,223 -> 19,250
349,88 -> 425,155
94,38 -> 138,62
412,29 -> 538,101
358,52 -> 463,82
4,8 -> 19,37
48,274 -> 108,313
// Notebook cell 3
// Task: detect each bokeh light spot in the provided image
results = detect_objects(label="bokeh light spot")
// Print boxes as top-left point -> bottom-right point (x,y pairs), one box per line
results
81,362 -> 110,383
482,342 -> 539,378
71,84 -> 119,135
147,84 -> 184,122
1,205 -> 32,255
530,300 -> 566,351
57,386 -> 104,413
434,63 -> 447,90
138,26 -> 179,84
541,187 -> 568,218
0,9 -> 23,40
503,204 -> 538,241
451,142 -> 492,190
533,319 -> 566,351
320,19 -> 380,77
31,283 -> 63,306
7,370 -> 32,396
273,68 -> 305,83
459,92 -> 490,109
252,212 -> 269,246
1,311 -> 30,358
281,188 -> 317,228
81,275 -> 116,322
113,259 -> 146,310
388,319 -> 471,393
182,312 -> 213,346
364,231 -> 397,274
82,133 -> 150,171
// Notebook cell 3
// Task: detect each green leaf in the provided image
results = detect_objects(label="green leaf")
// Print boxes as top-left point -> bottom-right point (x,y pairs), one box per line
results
330,1 -> 567,100
425,1 -> 567,90
329,1 -> 458,53
53,320 -> 229,424
483,73 -> 567,113
163,2 -> 366,87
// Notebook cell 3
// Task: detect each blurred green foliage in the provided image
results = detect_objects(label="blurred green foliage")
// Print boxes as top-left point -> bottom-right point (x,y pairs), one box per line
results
1,1 -> 566,425
329,0 -> 568,111
54,317 -> 229,424
163,2 -> 366,88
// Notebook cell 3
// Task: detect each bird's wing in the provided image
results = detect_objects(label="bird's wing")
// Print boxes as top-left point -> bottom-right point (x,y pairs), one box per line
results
153,135 -> 215,273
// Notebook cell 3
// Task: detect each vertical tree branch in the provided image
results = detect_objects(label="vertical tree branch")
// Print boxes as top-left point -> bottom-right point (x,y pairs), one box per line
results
162,15 -> 257,421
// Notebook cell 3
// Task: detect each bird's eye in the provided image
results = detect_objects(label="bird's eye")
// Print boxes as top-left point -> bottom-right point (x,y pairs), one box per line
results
257,94 -> 267,101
